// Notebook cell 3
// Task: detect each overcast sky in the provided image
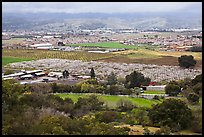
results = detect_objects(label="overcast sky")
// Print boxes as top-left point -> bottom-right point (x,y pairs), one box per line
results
2,2 -> 202,14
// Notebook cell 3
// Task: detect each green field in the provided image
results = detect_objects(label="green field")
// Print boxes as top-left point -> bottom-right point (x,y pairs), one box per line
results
54,93 -> 162,108
143,90 -> 165,94
69,42 -> 139,49
2,56 -> 33,66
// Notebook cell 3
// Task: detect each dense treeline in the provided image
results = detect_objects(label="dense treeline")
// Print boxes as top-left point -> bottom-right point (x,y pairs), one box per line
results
49,78 -> 133,95
2,79 -> 130,135
2,73 -> 202,135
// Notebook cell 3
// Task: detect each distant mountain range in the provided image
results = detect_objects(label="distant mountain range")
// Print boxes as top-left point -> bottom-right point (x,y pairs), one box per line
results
2,12 -> 202,32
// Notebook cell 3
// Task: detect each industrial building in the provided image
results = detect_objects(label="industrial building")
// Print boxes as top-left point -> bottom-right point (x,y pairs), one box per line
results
29,43 -> 53,50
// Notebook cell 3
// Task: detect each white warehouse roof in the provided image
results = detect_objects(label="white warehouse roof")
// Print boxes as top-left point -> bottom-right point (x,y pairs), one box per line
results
30,43 -> 52,48
26,70 -> 43,74
20,74 -> 34,78
2,72 -> 26,78
36,47 -> 52,50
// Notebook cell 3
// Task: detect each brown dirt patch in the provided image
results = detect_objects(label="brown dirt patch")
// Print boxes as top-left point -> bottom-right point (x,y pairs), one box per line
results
115,124 -> 160,135
99,56 -> 202,69
115,124 -> 202,135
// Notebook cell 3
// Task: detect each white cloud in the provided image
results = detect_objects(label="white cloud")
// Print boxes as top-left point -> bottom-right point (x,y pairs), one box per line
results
2,2 -> 202,13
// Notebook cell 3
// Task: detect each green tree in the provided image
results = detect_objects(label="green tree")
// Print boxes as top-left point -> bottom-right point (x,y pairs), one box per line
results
187,93 -> 199,104
20,93 -> 48,108
95,111 -> 118,123
33,115 -> 68,135
191,108 -> 202,133
192,74 -> 202,86
73,95 -> 104,116
80,83 -> 92,93
153,95 -> 160,100
178,55 -> 196,68
29,83 -> 52,94
62,70 -> 69,79
165,83 -> 181,96
107,85 -> 120,95
116,98 -> 136,112
148,99 -> 193,130
125,71 -> 151,88
107,72 -> 117,85
90,67 -> 95,78
192,83 -> 202,96
2,79 -> 24,111
181,87 -> 193,98
88,122 -> 130,135
131,108 -> 149,126
51,83 -> 59,93
85,78 -> 98,84
177,77 -> 192,90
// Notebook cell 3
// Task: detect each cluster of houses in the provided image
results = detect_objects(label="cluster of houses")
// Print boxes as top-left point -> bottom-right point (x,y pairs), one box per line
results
118,32 -> 202,51
2,69 -> 91,85
2,30 -> 202,53
2,70 -> 45,80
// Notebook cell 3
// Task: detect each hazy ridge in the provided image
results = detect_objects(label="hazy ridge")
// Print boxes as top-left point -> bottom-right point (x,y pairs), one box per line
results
2,12 -> 202,31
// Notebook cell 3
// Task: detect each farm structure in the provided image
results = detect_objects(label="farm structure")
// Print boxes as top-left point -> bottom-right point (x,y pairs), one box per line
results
2,69 -> 91,85
29,43 -> 53,50
2,70 -> 44,80
145,85 -> 166,91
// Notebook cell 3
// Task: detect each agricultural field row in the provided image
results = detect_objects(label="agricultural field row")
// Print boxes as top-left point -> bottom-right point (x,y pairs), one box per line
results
2,49 -> 116,62
2,47 -> 202,69
2,38 -> 26,45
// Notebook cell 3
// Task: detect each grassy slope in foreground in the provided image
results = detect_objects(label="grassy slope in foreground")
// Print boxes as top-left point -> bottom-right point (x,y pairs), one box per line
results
54,93 -> 161,108
2,56 -> 32,66
69,42 -> 138,49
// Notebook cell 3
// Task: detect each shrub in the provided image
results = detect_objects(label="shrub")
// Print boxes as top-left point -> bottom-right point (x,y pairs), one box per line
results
95,111 -> 118,123
165,84 -> 181,96
116,98 -> 136,112
4,69 -> 14,75
155,126 -> 171,135
187,93 -> 199,104
153,95 -> 160,100
131,108 -> 150,126
143,127 -> 154,135
192,83 -> 202,96
29,83 -> 52,94
192,74 -> 202,86
191,108 -> 202,133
